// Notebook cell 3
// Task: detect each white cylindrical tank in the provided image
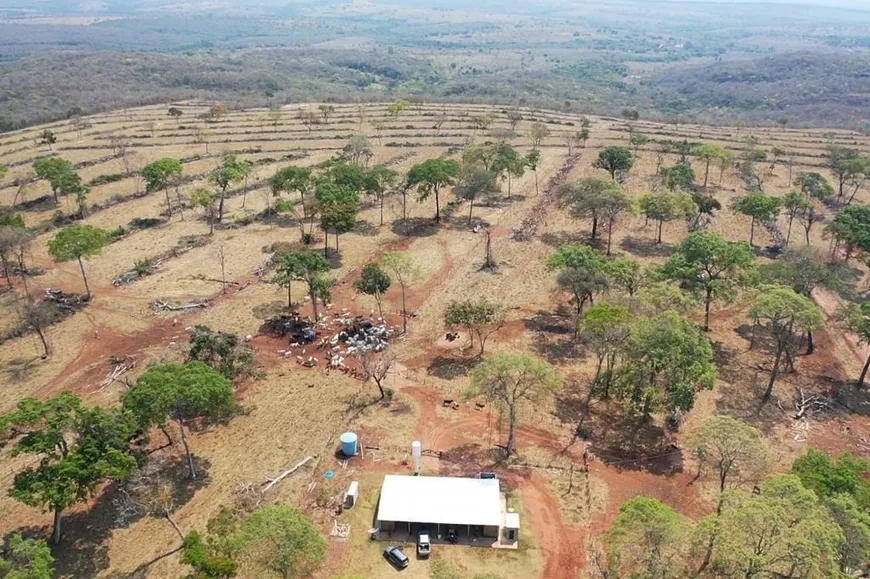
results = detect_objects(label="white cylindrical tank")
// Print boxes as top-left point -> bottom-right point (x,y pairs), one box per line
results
411,441 -> 422,474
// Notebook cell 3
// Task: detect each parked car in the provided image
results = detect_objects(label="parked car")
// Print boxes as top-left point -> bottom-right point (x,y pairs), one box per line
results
384,545 -> 409,569
417,533 -> 431,557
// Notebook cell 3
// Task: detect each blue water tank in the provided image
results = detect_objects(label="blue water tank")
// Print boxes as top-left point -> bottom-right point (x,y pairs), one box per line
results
340,432 -> 358,457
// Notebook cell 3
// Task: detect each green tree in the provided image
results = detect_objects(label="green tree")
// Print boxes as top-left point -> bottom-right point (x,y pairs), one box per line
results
278,251 -> 332,321
354,263 -> 391,319
842,156 -> 870,206
168,107 -> 183,119
525,150 -> 541,195
557,178 -> 626,243
796,171 -> 835,202
579,127 -> 590,148
457,166 -> 498,225
578,303 -> 631,396
209,155 -> 247,223
142,158 -> 183,218
791,449 -> 870,573
181,531 -> 238,579
56,170 -> 89,217
615,312 -> 716,417
444,299 -> 505,357
637,191 -> 696,244
731,192 -> 781,246
606,497 -> 687,578
32,157 -> 74,204
825,145 -> 861,203
659,163 -> 695,192
0,393 -> 141,543
47,224 -> 110,300
592,146 -> 633,180
749,285 -> 823,400
362,165 -> 399,226
123,362 -> 235,479
628,131 -> 649,155
387,99 -> 409,117
793,449 -> 870,508
190,188 -> 218,235
824,204 -> 870,263
234,505 -> 326,578
781,190 -> 811,247
528,122 -> 550,150
317,104 -> 334,123
0,164 -> 8,179
187,325 -> 254,380
661,231 -> 755,331
763,246 -> 839,353
693,143 -> 727,189
407,158 -> 461,223
708,475 -> 844,578
490,144 -> 525,196
686,415 -> 767,497
315,182 -> 358,254
0,211 -> 26,286
382,252 -> 420,334
36,130 -> 56,151
546,245 -> 609,319
600,256 -> 645,299
466,353 -> 561,456
323,161 -> 366,195
0,533 -> 55,579
269,166 -> 314,218
840,302 -> 870,387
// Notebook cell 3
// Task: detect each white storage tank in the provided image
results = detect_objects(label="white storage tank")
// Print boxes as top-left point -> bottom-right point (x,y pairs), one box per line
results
411,440 -> 422,474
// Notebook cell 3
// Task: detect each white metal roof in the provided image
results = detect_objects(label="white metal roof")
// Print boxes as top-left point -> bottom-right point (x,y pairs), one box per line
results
376,475 -> 502,527
504,512 -> 520,529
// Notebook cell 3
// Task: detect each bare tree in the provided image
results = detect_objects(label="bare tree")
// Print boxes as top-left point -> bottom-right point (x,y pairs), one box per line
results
360,350 -> 397,399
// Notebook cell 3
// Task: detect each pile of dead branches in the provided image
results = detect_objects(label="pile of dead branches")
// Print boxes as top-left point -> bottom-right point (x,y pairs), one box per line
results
511,153 -> 583,242
151,300 -> 209,312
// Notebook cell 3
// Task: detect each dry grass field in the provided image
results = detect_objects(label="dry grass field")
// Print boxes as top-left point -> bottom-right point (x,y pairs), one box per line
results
0,101 -> 869,578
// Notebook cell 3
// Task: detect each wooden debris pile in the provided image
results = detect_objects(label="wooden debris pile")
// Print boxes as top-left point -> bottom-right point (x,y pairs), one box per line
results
151,300 -> 209,312
511,153 -> 583,242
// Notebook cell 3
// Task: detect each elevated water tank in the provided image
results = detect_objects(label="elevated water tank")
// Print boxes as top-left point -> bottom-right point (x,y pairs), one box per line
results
412,440 -> 422,474
340,432 -> 358,457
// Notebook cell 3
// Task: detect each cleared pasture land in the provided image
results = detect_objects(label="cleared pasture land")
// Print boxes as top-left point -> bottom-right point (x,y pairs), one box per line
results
0,102 -> 868,578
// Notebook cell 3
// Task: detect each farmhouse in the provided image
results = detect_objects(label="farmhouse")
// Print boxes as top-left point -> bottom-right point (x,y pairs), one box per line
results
375,474 -> 518,547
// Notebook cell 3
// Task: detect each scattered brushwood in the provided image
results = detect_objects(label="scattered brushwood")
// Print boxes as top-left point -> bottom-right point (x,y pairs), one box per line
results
114,235 -> 211,287
793,388 -> 835,419
151,300 -> 209,312
382,151 -> 417,166
512,153 -> 583,242
114,258 -> 161,286
101,356 -> 136,390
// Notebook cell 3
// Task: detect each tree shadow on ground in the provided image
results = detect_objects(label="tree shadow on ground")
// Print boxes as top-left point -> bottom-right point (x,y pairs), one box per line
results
438,444 -> 505,477
831,378 -> 870,417
2,356 -> 44,384
427,356 -> 478,380
251,301 -> 286,320
390,217 -> 439,238
620,236 -> 674,258
102,546 -> 184,579
39,455 -> 208,578
15,195 -> 55,213
353,219 -> 380,237
831,262 -> 869,303
522,307 -> 585,362
539,230 -> 594,249
585,406 -> 685,476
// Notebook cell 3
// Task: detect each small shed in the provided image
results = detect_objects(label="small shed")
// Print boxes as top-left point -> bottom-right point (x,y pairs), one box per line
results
344,481 -> 359,509
503,511 -> 520,543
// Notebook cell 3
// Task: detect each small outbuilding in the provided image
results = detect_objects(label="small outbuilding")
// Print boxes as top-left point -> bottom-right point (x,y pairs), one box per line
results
375,474 -> 505,543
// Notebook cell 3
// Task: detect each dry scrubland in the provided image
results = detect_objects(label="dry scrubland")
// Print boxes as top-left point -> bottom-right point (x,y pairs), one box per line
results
0,102 -> 869,578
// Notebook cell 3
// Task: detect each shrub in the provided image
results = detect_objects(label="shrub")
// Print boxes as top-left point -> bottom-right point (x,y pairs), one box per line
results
234,214 -> 254,226
128,217 -> 163,229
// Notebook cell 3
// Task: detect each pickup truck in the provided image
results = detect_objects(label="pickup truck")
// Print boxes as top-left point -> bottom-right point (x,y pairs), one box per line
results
417,533 -> 431,557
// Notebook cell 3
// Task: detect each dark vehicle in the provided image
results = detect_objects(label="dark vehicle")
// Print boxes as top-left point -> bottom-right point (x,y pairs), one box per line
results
446,528 -> 459,544
384,545 -> 409,569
